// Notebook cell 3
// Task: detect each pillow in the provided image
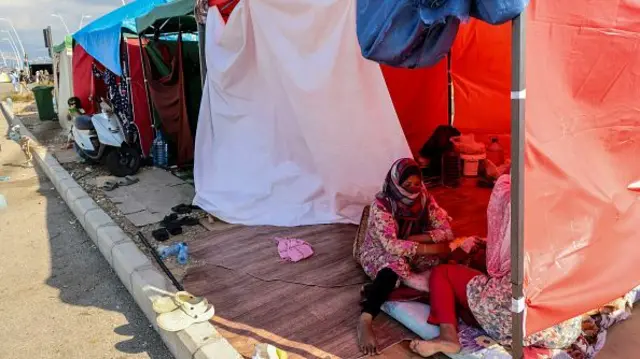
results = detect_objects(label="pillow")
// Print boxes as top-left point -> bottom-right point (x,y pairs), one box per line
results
381,301 -> 440,340
353,205 -> 371,265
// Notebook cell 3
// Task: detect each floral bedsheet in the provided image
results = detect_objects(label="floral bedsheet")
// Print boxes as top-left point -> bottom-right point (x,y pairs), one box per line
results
384,286 -> 640,359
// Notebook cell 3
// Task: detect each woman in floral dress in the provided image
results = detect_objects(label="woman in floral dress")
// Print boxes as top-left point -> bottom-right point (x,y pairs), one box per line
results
356,158 -> 454,355
409,174 -> 582,357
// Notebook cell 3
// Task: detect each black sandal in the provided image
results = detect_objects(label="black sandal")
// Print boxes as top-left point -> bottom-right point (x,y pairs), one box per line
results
166,222 -> 183,235
179,216 -> 199,226
152,228 -> 170,242
161,213 -> 178,226
171,204 -> 193,214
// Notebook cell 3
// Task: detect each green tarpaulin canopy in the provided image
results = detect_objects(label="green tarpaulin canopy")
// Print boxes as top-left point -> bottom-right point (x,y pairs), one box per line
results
136,0 -> 197,35
53,35 -> 73,54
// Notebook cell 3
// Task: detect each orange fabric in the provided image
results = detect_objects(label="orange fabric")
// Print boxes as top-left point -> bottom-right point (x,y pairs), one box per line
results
450,19 -> 510,134
381,0 -> 640,337
524,0 -> 640,334
381,62 -> 448,156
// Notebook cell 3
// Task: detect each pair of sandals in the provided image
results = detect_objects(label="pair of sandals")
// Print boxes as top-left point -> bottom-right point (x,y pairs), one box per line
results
152,291 -> 215,332
152,213 -> 199,242
102,176 -> 139,191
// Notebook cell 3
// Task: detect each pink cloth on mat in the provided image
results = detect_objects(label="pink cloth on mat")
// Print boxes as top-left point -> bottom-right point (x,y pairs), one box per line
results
275,237 -> 314,262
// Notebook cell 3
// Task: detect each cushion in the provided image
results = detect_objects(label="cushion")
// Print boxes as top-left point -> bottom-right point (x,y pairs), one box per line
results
353,205 -> 370,265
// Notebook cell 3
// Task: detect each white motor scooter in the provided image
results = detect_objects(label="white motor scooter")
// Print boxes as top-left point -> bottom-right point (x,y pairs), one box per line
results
71,99 -> 141,177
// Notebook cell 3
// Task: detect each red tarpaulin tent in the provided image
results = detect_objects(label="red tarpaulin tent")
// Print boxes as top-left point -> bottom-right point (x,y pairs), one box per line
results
71,42 -> 153,157
386,0 -> 640,353
196,2 -> 640,356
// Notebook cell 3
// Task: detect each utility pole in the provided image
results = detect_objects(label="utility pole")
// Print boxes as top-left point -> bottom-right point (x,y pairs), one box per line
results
43,27 -> 58,101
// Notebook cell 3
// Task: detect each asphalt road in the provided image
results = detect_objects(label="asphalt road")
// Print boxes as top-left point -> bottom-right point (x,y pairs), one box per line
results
0,83 -> 172,359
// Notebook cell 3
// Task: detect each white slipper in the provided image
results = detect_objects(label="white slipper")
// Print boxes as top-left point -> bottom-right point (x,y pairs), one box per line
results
157,304 -> 215,332
152,291 -> 206,314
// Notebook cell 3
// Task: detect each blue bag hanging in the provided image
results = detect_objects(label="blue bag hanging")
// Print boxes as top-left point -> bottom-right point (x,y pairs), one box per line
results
469,0 -> 529,25
356,0 -> 469,68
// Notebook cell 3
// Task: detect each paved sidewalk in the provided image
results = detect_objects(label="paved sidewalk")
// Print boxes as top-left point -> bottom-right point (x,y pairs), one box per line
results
0,103 -> 172,358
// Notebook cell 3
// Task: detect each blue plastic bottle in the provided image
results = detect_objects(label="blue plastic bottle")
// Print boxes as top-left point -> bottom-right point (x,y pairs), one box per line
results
158,244 -> 181,260
177,243 -> 189,265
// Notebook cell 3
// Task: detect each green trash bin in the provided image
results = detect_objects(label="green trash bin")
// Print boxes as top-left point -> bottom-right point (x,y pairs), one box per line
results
32,86 -> 58,121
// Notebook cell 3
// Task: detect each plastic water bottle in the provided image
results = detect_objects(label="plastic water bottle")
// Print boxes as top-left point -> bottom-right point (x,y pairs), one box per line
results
486,137 -> 505,166
177,243 -> 189,265
152,130 -> 168,168
157,243 -> 181,259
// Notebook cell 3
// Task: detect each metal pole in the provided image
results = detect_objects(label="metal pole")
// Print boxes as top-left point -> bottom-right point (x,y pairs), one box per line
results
49,28 -> 59,105
137,34 -> 157,133
197,22 -> 207,87
51,14 -> 71,34
447,50 -> 454,126
510,10 -> 527,359
1,30 -> 23,69
137,232 -> 184,291
2,39 -> 20,69
0,18 -> 26,68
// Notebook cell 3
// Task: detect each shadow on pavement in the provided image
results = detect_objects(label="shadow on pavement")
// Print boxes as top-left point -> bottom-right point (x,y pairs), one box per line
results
1,106 -> 171,359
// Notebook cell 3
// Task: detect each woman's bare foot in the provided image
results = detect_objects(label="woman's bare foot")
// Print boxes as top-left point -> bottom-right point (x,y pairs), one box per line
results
409,338 -> 461,357
409,324 -> 461,358
357,313 -> 379,356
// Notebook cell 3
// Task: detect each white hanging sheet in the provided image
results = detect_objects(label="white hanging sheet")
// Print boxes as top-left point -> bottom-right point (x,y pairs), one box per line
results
194,0 -> 411,226
57,49 -> 74,129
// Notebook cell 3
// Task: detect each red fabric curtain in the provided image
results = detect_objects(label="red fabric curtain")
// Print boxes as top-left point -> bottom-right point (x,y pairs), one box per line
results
524,0 -> 640,334
72,45 -> 97,114
381,62 -> 449,156
380,0 -> 640,336
449,20 -> 511,135
126,39 -> 153,158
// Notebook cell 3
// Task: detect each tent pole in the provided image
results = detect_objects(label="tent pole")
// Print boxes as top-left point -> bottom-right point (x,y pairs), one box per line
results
447,50 -> 454,126
197,22 -> 207,87
510,10 -> 527,359
137,34 -> 156,137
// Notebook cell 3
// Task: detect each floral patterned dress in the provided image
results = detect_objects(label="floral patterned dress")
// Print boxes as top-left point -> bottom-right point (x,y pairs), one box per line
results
465,175 -> 582,349
358,194 -> 454,280
466,275 -> 582,349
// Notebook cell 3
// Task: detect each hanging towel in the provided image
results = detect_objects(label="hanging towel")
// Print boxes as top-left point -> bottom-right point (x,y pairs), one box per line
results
275,238 -> 314,263
356,0 -> 464,68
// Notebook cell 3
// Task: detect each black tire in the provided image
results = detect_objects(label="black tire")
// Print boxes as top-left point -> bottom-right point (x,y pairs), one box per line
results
105,146 -> 141,177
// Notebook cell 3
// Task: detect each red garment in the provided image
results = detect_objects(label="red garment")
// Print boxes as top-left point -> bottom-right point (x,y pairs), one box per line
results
427,264 -> 482,328
208,0 -> 239,21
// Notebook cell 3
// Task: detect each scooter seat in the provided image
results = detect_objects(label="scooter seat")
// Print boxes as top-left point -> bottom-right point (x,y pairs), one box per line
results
75,115 -> 94,130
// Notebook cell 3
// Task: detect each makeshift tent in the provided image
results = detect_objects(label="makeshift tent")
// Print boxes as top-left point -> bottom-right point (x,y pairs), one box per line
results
53,35 -> 74,129
73,0 -> 169,76
136,0 -> 202,165
125,37 -> 154,157
195,0 -> 640,357
72,44 -> 100,114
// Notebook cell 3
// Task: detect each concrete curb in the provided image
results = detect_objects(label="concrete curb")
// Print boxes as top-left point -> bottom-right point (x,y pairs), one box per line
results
1,102 -> 242,359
